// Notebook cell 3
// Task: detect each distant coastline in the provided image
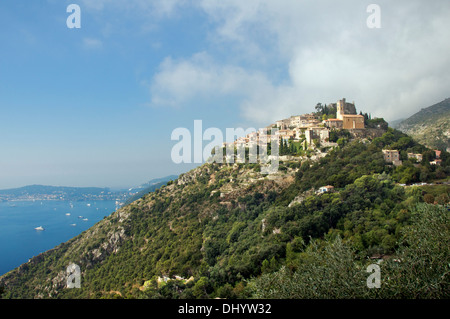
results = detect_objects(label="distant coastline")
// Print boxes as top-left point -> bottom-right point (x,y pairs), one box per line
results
0,176 -> 177,204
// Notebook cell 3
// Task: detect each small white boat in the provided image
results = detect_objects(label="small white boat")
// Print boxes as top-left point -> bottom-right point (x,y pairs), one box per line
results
78,216 -> 83,218
66,213 -> 71,216
87,204 -> 91,207
82,218 -> 88,221
35,226 -> 44,231
70,224 -> 76,227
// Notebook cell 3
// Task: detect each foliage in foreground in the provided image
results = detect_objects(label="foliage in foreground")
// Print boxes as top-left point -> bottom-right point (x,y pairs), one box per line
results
246,203 -> 449,299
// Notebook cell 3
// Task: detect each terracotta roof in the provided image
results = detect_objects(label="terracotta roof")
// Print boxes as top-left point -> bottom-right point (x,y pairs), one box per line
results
342,114 -> 364,118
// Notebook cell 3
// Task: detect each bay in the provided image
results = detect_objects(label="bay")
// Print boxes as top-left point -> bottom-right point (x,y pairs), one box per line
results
0,200 -> 117,276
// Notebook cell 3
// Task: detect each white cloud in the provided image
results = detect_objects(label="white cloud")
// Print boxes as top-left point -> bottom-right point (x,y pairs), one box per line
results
147,0 -> 450,123
150,52 -> 265,104
80,0 -> 187,18
82,37 -> 103,50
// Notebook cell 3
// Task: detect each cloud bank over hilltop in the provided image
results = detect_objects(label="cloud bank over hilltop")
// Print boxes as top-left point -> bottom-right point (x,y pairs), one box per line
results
140,0 -> 450,124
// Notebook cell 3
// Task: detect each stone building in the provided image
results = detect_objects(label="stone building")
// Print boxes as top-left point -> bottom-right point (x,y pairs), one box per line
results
382,149 -> 402,166
335,98 -> 365,129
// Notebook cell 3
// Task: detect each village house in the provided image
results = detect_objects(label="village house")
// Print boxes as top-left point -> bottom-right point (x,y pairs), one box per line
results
430,159 -> 442,166
247,131 -> 258,142
407,153 -> 423,162
341,114 -> 365,129
324,118 -> 344,129
277,114 -> 320,130
289,115 -> 303,127
257,129 -> 270,145
318,185 -> 334,194
382,149 -> 402,166
305,127 -> 329,145
275,119 -> 291,130
276,129 -> 296,141
302,113 -> 318,121
234,136 -> 249,146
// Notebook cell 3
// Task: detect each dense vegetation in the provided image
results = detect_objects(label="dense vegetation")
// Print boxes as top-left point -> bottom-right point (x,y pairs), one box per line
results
0,128 -> 448,299
248,203 -> 449,298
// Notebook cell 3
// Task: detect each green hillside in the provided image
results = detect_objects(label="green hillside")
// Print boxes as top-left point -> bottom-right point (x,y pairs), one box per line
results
123,175 -> 178,206
0,128 -> 449,299
396,98 -> 450,151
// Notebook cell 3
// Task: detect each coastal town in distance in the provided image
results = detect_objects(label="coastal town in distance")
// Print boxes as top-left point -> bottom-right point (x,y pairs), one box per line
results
0,176 -> 177,205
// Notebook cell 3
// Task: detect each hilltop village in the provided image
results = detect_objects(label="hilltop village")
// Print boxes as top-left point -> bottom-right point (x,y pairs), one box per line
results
224,98 -> 371,152
223,98 -> 443,169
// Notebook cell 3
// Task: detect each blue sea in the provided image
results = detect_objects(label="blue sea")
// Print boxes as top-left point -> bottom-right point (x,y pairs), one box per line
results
0,200 -> 117,276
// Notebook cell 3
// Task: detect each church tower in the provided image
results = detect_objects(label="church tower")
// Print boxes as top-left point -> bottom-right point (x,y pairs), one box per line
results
336,98 -> 346,120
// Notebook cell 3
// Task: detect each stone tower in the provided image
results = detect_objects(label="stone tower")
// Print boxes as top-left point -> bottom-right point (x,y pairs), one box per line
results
336,98 -> 356,120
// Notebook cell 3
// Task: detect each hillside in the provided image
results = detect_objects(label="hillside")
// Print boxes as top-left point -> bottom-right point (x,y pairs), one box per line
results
396,98 -> 450,151
123,175 -> 178,206
0,126 -> 449,299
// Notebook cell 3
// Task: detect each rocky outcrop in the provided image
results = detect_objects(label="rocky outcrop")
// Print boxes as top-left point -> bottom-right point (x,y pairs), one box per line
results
349,128 -> 385,139
90,227 -> 126,262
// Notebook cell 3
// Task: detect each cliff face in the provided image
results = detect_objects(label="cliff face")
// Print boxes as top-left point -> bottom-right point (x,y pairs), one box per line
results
0,204 -> 132,298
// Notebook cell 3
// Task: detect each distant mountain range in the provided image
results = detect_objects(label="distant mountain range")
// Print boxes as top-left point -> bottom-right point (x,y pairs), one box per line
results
393,98 -> 450,151
0,175 -> 177,203
387,118 -> 405,128
0,185 -> 113,202
127,175 -> 179,193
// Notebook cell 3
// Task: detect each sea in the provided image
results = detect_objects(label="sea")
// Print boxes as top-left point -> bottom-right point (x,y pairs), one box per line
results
0,200 -> 117,276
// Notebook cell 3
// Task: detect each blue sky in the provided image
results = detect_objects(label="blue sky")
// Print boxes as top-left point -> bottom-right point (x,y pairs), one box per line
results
1,0 -> 449,189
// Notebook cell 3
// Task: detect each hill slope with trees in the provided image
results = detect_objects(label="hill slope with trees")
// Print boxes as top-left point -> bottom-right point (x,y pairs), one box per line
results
396,98 -> 450,151
0,127 -> 449,299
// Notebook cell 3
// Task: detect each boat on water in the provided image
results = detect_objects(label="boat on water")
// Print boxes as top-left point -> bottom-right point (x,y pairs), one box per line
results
70,224 -> 76,227
35,226 -> 44,231
78,216 -> 83,218
66,213 -> 71,216
82,218 -> 88,221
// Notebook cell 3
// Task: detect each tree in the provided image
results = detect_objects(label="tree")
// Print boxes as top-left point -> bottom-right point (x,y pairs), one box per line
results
421,150 -> 436,165
192,277 -> 211,299
424,194 -> 435,204
216,283 -> 236,299
261,256 -> 278,273
381,203 -> 450,298
436,193 -> 449,205
337,138 -> 347,147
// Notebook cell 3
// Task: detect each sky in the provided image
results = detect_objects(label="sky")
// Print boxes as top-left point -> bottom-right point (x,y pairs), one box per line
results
0,0 -> 449,189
